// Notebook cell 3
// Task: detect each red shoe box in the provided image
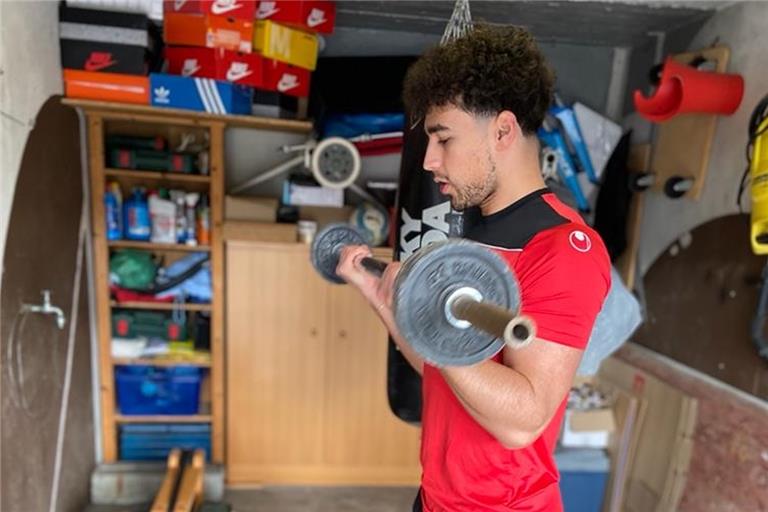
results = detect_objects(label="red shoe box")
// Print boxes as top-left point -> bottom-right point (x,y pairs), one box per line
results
164,12 -> 254,53
166,46 -> 265,87
256,1 -> 336,34
164,0 -> 257,21
262,59 -> 311,97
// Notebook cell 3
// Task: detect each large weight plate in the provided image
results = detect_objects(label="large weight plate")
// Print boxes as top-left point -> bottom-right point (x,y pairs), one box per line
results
393,240 -> 521,366
311,223 -> 369,284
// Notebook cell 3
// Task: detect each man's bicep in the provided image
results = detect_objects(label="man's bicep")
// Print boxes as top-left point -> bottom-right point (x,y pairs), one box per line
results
503,338 -> 583,428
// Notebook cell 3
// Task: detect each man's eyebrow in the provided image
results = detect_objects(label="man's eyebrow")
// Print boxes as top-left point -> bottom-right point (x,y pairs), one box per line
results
425,124 -> 450,135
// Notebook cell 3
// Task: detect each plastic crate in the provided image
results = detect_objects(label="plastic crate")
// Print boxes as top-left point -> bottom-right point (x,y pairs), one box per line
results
115,365 -> 202,415
556,448 -> 610,512
119,423 -> 211,461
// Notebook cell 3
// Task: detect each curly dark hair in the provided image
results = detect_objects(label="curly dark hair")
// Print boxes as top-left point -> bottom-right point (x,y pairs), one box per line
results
402,25 -> 554,135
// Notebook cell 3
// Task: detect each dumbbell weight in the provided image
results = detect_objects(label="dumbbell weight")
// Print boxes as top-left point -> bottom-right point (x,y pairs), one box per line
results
310,224 -> 536,366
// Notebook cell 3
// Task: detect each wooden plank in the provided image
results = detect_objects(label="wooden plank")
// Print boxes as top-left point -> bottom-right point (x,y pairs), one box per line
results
108,240 -> 211,252
602,387 -> 642,512
209,122 -> 225,464
112,358 -> 212,368
650,46 -> 731,200
616,143 -> 651,289
599,358 -> 698,512
150,449 -> 182,512
87,113 -> 119,462
62,98 -> 314,133
115,415 -> 212,424
110,301 -> 212,312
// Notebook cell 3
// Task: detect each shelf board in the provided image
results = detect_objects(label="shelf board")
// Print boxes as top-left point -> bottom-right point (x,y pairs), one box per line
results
113,358 -> 211,368
108,240 -> 210,252
116,414 -> 212,424
62,98 -> 313,133
111,301 -> 211,312
105,168 -> 211,184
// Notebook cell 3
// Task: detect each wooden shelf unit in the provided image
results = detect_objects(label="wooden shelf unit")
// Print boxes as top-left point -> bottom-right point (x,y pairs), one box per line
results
70,99 -> 314,464
113,358 -> 212,368
111,301 -> 212,312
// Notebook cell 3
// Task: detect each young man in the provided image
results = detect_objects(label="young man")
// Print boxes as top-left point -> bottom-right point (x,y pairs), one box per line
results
337,26 -> 611,511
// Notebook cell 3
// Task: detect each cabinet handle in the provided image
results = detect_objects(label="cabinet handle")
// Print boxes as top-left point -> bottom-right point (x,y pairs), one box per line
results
339,330 -> 347,339
310,328 -> 318,337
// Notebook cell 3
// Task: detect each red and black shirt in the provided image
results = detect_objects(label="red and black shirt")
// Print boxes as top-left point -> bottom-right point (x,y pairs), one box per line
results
419,188 -> 611,511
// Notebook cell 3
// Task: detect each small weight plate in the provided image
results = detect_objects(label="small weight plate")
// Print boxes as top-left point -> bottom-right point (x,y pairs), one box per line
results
310,223 -> 368,284
393,240 -> 521,366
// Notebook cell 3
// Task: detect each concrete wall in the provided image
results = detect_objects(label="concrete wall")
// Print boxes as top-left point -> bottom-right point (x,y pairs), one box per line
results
0,0 -> 63,283
637,1 -> 768,274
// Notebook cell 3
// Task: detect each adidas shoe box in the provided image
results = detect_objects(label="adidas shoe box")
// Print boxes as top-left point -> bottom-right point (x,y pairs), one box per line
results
163,0 -> 258,21
165,47 -> 265,88
59,4 -> 160,75
150,73 -> 253,115
256,1 -> 336,34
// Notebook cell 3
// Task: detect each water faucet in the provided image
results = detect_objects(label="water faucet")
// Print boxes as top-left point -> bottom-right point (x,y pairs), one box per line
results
21,290 -> 66,330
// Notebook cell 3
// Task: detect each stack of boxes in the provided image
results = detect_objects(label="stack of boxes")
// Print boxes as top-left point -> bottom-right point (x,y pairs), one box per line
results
61,0 -> 336,117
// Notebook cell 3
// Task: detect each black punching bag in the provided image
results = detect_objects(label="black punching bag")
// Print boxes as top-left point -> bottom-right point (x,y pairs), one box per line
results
387,116 -> 477,423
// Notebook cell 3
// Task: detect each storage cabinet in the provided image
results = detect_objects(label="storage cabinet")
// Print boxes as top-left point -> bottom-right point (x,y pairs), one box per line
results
226,241 -> 421,484
66,98 -> 312,463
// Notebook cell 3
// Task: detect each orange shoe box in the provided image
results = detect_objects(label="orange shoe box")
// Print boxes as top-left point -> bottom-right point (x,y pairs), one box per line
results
164,12 -> 254,53
63,69 -> 149,104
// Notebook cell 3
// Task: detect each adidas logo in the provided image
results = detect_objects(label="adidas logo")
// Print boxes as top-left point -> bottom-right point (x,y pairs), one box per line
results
257,1 -> 279,19
154,86 -> 171,104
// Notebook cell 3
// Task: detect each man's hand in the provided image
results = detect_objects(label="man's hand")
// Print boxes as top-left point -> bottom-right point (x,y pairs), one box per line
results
335,245 -> 401,311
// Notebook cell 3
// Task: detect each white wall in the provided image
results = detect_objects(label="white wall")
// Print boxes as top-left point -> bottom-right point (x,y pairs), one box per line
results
0,0 -> 62,279
638,1 -> 768,274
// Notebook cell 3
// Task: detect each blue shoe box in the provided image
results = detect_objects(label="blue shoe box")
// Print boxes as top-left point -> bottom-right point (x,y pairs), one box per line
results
556,448 -> 610,512
149,73 -> 253,115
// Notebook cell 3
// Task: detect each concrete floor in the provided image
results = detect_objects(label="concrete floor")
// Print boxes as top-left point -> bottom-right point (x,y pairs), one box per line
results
225,487 -> 419,512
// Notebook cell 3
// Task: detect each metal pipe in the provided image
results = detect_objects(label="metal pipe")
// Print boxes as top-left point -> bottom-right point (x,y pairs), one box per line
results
451,295 -> 535,349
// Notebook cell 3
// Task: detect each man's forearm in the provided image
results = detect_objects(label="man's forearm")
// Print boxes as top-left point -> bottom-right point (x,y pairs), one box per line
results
441,362 -> 545,447
377,307 -> 424,376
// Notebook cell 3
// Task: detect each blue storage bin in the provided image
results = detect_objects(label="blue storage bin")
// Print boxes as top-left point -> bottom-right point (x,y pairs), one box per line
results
119,424 -> 211,461
115,365 -> 202,415
556,448 -> 610,512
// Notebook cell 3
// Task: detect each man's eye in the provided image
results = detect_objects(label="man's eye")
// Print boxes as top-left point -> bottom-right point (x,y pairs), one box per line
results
438,138 -> 450,145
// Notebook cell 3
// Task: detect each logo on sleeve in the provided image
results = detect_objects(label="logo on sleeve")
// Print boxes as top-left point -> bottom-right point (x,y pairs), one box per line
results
569,230 -> 592,253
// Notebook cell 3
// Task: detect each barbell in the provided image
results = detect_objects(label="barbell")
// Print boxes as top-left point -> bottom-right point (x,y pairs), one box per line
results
309,224 -> 536,366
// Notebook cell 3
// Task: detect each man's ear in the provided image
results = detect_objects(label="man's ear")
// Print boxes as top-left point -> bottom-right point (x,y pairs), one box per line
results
494,111 -> 519,149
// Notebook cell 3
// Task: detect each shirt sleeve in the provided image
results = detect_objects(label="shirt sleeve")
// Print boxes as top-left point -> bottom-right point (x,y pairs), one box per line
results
514,224 -> 611,349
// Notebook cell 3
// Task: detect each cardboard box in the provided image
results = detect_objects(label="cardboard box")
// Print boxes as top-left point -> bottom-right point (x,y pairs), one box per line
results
298,205 -> 354,228
164,12 -> 254,53
166,47 -> 265,87
63,69 -> 150,104
164,0 -> 257,21
59,4 -> 155,75
256,1 -> 336,34
561,408 -> 616,449
253,20 -> 318,71
262,59 -> 311,97
282,176 -> 343,207
150,73 -> 253,114
224,196 -> 278,222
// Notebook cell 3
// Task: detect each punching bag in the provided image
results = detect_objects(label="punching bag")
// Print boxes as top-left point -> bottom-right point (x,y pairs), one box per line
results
387,0 -> 478,424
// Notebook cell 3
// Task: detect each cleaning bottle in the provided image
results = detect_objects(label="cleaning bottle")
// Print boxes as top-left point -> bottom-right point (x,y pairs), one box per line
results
124,187 -> 151,241
185,192 -> 200,245
104,181 -> 123,240
196,193 -> 210,245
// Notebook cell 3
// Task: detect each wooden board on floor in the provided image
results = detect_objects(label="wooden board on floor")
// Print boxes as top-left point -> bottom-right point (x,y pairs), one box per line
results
599,358 -> 698,512
650,46 -> 731,200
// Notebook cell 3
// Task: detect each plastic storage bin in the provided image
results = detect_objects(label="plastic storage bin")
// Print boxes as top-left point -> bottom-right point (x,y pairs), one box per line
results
556,448 -> 610,512
119,423 -> 211,461
115,365 -> 202,415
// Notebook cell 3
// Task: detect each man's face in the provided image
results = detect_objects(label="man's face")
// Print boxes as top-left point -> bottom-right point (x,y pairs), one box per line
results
422,105 -> 497,211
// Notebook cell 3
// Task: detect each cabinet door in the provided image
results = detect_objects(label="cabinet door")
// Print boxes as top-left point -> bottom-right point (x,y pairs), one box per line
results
226,242 -> 329,483
322,256 -> 421,485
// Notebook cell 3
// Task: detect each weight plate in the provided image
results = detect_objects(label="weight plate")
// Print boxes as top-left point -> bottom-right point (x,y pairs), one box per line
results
311,137 -> 361,189
393,240 -> 521,366
310,223 -> 368,284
